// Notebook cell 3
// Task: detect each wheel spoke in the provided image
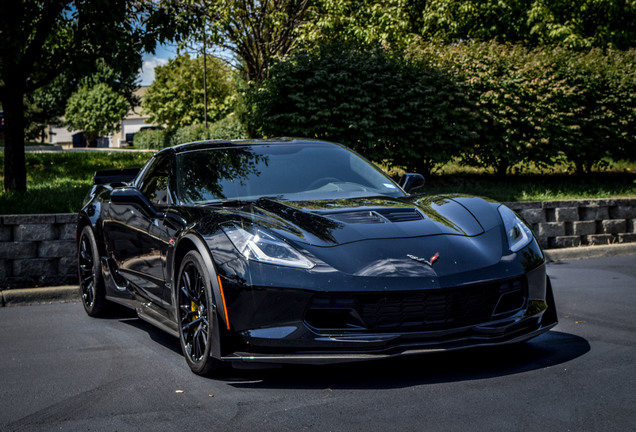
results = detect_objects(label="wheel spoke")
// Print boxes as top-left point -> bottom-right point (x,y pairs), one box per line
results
178,259 -> 212,363
78,232 -> 97,308
181,316 -> 201,332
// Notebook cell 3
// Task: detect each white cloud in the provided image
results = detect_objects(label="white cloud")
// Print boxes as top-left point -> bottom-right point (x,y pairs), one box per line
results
138,56 -> 169,86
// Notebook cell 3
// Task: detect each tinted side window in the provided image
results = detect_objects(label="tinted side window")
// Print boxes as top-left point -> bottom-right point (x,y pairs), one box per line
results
138,154 -> 173,207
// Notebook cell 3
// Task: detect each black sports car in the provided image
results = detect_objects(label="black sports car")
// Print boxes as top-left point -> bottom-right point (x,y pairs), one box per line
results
77,138 -> 557,375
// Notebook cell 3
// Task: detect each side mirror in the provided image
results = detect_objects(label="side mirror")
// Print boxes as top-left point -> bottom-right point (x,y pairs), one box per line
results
398,173 -> 426,193
111,187 -> 163,219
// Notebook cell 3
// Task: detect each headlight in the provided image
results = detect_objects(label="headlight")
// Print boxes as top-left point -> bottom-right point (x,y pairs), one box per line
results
498,205 -> 534,252
223,225 -> 315,269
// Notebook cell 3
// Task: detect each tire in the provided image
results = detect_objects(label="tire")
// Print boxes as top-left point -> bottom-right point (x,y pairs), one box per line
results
177,250 -> 225,375
78,225 -> 109,317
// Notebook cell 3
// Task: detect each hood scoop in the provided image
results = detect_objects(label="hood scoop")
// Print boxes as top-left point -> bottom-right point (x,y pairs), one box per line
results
327,208 -> 424,224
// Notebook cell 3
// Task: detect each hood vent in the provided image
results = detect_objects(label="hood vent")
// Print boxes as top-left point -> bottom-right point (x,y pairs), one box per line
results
375,208 -> 424,223
326,208 -> 424,224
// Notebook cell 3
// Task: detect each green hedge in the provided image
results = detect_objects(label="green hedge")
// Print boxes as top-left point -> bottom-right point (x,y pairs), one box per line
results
249,41 -> 636,175
420,42 -> 636,174
249,41 -> 477,176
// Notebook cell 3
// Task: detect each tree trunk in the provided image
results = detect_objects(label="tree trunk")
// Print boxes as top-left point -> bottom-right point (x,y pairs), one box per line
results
2,75 -> 27,192
495,159 -> 509,177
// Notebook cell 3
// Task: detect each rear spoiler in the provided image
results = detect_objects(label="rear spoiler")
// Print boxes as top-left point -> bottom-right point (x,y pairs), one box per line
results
93,168 -> 141,185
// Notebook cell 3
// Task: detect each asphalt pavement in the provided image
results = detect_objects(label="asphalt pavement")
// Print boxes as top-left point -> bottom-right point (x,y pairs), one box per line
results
2,243 -> 635,307
1,253 -> 635,431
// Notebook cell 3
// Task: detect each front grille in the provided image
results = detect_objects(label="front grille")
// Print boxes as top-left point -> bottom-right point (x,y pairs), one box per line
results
305,278 -> 527,332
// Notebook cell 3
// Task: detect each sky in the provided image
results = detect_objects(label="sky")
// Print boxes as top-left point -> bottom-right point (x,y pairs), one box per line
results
138,42 -> 233,86
138,44 -> 177,86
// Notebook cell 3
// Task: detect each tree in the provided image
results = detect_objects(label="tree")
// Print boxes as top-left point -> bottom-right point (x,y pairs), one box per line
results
198,0 -> 312,81
143,54 -> 237,131
0,0 -> 177,191
64,83 -> 129,147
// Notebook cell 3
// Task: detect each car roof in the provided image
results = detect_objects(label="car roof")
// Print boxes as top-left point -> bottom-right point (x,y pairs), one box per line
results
162,137 -> 337,155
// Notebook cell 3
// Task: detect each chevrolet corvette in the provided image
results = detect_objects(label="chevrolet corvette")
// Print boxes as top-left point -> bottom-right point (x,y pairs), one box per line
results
77,138 -> 557,375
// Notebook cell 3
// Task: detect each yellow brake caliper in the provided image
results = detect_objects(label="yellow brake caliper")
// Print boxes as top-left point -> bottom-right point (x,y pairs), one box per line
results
190,301 -> 199,322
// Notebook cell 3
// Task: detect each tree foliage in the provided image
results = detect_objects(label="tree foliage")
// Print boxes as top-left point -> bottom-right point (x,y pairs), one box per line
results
175,0 -> 312,82
250,41 -> 477,175
302,0 -> 419,49
420,0 -> 636,49
0,0 -> 178,191
64,83 -> 129,146
143,54 -> 237,131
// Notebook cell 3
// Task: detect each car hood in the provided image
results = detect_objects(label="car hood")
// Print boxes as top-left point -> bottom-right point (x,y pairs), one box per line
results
193,195 -> 527,280
245,195 -> 486,247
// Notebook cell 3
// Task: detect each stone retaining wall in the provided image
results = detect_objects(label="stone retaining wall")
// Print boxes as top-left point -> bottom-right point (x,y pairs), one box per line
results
506,199 -> 636,249
0,214 -> 77,289
1,198 -> 635,289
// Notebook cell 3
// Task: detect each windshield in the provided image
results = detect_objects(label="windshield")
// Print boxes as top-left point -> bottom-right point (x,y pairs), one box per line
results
175,143 -> 405,204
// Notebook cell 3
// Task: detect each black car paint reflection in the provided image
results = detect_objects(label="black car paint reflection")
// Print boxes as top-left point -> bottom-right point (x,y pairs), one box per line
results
77,138 -> 557,375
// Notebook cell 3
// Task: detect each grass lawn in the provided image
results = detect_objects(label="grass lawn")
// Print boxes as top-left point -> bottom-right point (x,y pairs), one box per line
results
0,151 -> 152,214
0,150 -> 635,214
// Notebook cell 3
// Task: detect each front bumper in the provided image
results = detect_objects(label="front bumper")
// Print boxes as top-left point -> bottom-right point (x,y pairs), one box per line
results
222,315 -> 557,365
218,264 -> 558,364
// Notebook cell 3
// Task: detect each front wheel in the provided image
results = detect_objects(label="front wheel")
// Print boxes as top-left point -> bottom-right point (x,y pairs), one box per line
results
177,250 -> 225,375
78,226 -> 109,317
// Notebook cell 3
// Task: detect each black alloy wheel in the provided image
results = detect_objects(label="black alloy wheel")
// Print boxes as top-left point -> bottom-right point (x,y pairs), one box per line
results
78,226 -> 108,316
177,250 -> 224,375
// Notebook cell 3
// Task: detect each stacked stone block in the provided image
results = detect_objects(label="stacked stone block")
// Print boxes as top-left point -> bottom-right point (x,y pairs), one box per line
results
506,199 -> 636,249
0,214 -> 76,288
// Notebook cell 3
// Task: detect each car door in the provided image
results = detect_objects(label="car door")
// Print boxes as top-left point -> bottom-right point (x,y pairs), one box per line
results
104,153 -> 175,306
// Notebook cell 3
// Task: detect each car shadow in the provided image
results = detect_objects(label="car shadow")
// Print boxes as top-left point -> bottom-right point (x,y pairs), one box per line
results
221,330 -> 589,390
118,315 -> 183,355
118,315 -> 589,389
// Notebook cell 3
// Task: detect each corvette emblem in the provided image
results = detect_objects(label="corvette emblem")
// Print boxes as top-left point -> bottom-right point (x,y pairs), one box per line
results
407,252 -> 440,266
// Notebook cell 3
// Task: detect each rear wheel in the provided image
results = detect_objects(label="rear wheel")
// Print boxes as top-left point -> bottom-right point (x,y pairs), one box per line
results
177,250 -> 225,375
78,226 -> 109,317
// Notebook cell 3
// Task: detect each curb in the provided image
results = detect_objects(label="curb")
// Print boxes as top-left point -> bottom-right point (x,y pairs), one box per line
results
544,242 -> 636,262
0,286 -> 79,307
1,243 -> 635,307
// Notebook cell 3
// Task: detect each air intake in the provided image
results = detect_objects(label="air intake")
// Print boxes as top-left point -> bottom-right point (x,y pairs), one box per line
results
374,208 -> 424,223
327,208 -> 425,224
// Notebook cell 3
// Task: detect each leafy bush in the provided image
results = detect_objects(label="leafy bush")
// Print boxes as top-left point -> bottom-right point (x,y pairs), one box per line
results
416,42 -> 557,175
134,128 -> 171,149
208,113 -> 249,140
135,114 -> 249,149
535,47 -> 636,173
414,42 -> 636,174
250,41 -> 477,175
